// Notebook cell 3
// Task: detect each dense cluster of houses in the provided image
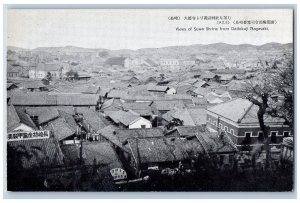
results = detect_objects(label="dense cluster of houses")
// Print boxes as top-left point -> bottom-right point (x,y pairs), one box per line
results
6,53 -> 293,190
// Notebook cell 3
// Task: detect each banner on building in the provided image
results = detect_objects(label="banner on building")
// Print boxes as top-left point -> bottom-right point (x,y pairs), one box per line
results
7,130 -> 50,141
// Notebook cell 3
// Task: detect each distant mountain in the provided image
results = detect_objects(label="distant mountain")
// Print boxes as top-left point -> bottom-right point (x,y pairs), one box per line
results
7,42 -> 293,58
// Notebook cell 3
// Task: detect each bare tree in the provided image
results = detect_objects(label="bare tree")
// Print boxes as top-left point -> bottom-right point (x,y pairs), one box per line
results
245,52 -> 293,168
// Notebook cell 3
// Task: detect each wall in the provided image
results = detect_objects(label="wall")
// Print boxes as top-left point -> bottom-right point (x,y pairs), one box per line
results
13,123 -> 35,132
129,117 -> 152,129
206,112 -> 289,146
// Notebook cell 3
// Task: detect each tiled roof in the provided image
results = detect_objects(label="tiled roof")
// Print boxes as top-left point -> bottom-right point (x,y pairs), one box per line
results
152,100 -> 185,111
213,68 -> 246,75
98,125 -> 129,153
192,87 -> 211,96
128,136 -> 205,164
20,80 -> 46,89
60,142 -> 123,169
201,72 -> 217,79
25,106 -> 75,117
45,117 -> 76,141
101,98 -> 123,111
107,90 -> 128,98
105,110 -> 140,126
122,102 -> 154,116
38,108 -> 60,125
147,84 -> 169,92
115,128 -> 164,144
76,107 -> 107,133
207,98 -> 284,124
7,137 -> 64,169
11,106 -> 37,131
56,94 -> 99,106
11,93 -> 57,106
193,80 -> 208,88
196,131 -> 238,153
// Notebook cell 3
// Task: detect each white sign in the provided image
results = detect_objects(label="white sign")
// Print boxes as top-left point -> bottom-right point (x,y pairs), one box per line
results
110,168 -> 127,181
8,130 -> 50,141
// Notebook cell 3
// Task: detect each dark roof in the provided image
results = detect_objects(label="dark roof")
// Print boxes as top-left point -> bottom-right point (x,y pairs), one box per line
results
25,106 -> 75,117
104,57 -> 126,66
105,110 -> 140,126
8,106 -> 37,132
115,128 -> 164,144
98,125 -> 129,153
196,131 -> 238,153
11,93 -> 57,106
56,94 -> 99,106
76,107 -> 107,133
127,136 -> 205,164
213,69 -> 246,75
7,137 -> 64,169
122,102 -> 154,116
101,98 -> 123,111
7,105 -> 21,131
7,83 -> 18,90
152,100 -> 186,111
107,90 -> 128,99
38,108 -> 60,125
162,108 -> 207,126
60,142 -> 123,169
12,93 -> 99,106
201,72 -> 217,79
192,87 -> 211,96
45,117 -> 76,141
57,110 -> 78,131
147,84 -> 169,92
21,80 -> 46,89
175,126 -> 207,137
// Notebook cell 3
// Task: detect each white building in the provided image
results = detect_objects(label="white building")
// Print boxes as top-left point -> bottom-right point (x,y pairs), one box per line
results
129,117 -> 152,129
29,63 -> 64,79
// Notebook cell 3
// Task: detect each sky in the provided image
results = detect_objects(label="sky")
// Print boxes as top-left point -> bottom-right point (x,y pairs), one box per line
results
7,9 -> 293,50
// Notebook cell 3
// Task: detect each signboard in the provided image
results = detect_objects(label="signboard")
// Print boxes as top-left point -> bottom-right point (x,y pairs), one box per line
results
7,130 -> 50,141
110,168 -> 127,181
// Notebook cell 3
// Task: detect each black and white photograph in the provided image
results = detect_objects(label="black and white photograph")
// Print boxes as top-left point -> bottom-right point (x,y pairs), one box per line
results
5,8 -> 294,192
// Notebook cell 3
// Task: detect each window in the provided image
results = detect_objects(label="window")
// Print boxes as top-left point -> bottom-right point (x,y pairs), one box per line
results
213,121 -> 217,126
230,129 -> 234,135
283,131 -> 290,137
245,132 -> 252,138
224,126 -> 228,132
270,131 -> 278,143
141,125 -> 146,128
219,123 -> 223,129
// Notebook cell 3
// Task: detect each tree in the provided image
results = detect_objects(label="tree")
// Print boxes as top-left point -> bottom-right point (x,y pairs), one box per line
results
45,72 -> 52,81
245,52 -> 293,168
66,70 -> 79,80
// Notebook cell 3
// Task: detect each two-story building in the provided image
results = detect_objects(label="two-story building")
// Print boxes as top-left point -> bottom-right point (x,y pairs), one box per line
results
206,98 -> 290,149
29,63 -> 63,79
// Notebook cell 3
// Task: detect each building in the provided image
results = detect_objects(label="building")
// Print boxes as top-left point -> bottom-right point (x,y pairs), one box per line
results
104,57 -> 126,67
29,63 -> 63,79
105,110 -> 152,129
7,65 -> 20,78
160,58 -> 180,66
206,98 -> 290,149
7,105 -> 37,132
165,126 -> 238,169
162,108 -> 207,127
